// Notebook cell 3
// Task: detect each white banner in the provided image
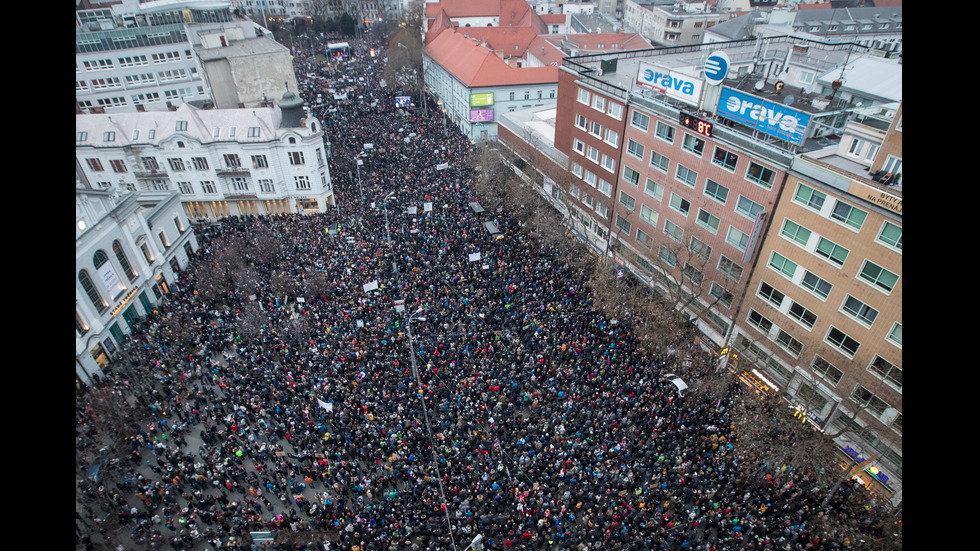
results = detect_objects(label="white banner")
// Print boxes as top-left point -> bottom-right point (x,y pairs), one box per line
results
97,262 -> 126,298
436,162 -> 449,171
468,253 -> 481,262
424,202 -> 433,212
363,280 -> 379,292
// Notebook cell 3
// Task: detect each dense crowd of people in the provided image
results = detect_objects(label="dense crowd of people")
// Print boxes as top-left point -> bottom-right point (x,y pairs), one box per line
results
76,34 -> 897,551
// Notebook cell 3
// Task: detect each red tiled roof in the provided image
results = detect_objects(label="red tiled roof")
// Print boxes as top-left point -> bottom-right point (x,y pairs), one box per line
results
798,3 -> 833,9
425,0 -> 501,19
539,13 -> 565,24
425,29 -> 558,87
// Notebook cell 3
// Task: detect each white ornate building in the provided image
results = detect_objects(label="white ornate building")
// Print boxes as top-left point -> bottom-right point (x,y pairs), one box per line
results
75,92 -> 334,219
75,187 -> 198,386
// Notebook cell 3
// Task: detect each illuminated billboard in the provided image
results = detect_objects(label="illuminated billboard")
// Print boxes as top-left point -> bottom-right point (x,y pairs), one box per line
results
470,108 -> 494,122
470,93 -> 494,107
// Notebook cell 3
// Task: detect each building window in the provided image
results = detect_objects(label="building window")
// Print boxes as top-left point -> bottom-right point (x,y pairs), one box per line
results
597,179 -> 613,197
649,151 -> 669,172
636,228 -> 650,245
794,183 -> 825,211
758,281 -> 785,307
710,283 -> 733,308
607,102 -> 623,120
788,301 -> 817,329
659,246 -> 677,267
726,226 -> 749,252
640,205 -> 658,227
669,193 -> 691,216
801,270 -> 832,299
811,355 -> 842,385
168,158 -> 185,171
776,329 -> 804,357
583,171 -> 597,187
696,209 -> 720,233
868,356 -> 902,391
232,178 -> 248,192
887,322 -> 902,348
110,160 -> 127,173
86,158 -> 104,172
655,122 -> 675,143
675,165 -> 697,187
592,95 -> 606,112
201,181 -> 216,194
827,326 -> 860,357
704,180 -> 729,204
717,256 -> 743,282
859,261 -> 899,293
573,139 -> 586,155
601,154 -> 616,173
575,114 -> 587,130
259,179 -> 274,193
223,154 -> 241,168
577,88 -> 590,105
746,162 -> 776,189
683,262 -> 704,286
815,237 -> 849,267
841,295 -> 878,327
712,147 -> 739,170
682,133 -> 705,156
849,384 -> 891,418
571,162 -> 584,178
295,176 -> 311,190
631,111 -> 650,131
192,157 -> 209,170
664,220 -> 683,242
644,179 -> 664,201
768,252 -> 797,279
289,151 -> 305,165
248,126 -> 260,137
747,309 -> 773,334
831,200 -> 868,230
252,155 -> 269,169
877,221 -> 902,251
589,120 -> 603,138
627,139 -> 644,159
689,237 -> 711,261
141,157 -> 160,171
604,128 -> 619,147
615,215 -> 632,234
79,270 -> 106,314
177,181 -> 193,194
619,191 -> 636,211
587,146 -> 600,164
781,219 -> 811,247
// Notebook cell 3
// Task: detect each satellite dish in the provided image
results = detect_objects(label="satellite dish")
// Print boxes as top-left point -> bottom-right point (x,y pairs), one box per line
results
754,80 -> 765,91
783,95 -> 795,106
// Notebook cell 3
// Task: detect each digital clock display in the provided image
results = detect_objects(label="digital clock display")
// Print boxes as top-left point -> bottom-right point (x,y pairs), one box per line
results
679,113 -> 713,137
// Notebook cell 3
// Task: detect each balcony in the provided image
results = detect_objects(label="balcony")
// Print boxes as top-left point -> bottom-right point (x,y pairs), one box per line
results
215,166 -> 250,176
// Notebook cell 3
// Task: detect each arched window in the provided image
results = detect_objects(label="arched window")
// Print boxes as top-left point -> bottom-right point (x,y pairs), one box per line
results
79,270 -> 107,313
288,137 -> 296,144
93,249 -> 109,268
113,240 -> 137,281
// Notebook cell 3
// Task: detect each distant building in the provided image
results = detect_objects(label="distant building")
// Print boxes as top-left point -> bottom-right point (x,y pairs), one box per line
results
706,5 -> 902,58
422,0 -> 651,141
76,0 -> 297,114
623,0 -> 727,46
75,187 -> 198,385
75,92 -> 333,220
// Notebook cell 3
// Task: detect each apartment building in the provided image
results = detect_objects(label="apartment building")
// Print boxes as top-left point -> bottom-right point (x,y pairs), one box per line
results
75,92 -> 333,219
733,102 -> 902,502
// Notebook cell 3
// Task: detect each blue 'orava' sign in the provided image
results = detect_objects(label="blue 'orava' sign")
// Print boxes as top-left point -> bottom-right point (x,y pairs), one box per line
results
717,87 -> 811,146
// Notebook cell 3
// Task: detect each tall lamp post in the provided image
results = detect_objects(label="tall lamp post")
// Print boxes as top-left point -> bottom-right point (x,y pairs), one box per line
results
383,191 -> 397,274
405,309 -> 458,551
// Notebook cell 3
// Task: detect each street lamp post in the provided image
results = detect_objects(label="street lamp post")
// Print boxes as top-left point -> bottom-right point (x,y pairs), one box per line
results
405,309 -> 458,551
383,191 -> 397,274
